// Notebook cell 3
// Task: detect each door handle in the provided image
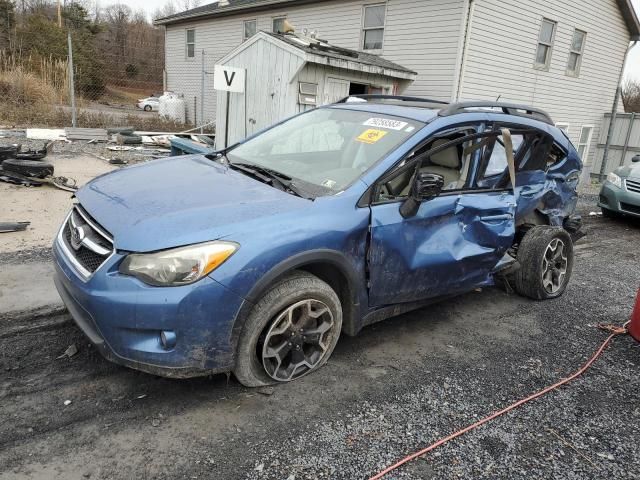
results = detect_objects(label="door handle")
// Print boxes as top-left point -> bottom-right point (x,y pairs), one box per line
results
480,214 -> 513,222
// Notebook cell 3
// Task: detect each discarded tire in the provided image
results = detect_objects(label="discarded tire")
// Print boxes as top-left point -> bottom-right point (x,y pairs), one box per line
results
513,226 -> 574,300
0,145 -> 18,162
2,158 -> 54,179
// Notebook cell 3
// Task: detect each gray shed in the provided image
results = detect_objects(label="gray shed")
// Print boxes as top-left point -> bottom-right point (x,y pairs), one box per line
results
215,31 -> 416,149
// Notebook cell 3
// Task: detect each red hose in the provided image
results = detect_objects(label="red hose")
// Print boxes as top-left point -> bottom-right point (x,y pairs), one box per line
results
369,324 -> 629,480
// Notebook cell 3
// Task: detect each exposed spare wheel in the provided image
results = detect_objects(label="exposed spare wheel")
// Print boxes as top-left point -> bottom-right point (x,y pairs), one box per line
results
2,158 -> 54,178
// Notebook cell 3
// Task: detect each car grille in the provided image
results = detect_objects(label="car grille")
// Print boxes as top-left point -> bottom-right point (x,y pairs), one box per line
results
59,205 -> 114,278
627,178 -> 640,194
621,202 -> 640,215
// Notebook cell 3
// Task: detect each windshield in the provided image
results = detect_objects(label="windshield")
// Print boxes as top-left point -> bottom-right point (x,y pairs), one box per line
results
226,108 -> 423,195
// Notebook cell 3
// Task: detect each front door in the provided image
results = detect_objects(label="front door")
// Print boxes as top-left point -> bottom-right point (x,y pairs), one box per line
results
368,128 -> 518,306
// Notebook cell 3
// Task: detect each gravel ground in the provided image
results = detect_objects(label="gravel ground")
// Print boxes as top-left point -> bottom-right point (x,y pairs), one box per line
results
0,200 -> 638,480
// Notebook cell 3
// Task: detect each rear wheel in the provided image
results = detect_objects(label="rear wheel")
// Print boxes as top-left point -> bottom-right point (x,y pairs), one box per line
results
144,105 -> 152,112
234,271 -> 342,387
514,226 -> 574,300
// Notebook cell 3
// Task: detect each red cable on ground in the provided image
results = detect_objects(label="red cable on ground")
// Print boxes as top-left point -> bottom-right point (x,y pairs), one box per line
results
369,324 -> 629,480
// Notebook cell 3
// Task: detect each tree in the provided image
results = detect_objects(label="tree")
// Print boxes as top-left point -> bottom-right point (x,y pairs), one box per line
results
622,79 -> 640,113
0,0 -> 15,49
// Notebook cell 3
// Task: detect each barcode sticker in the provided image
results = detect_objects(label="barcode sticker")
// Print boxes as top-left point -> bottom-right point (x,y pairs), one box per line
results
363,118 -> 408,130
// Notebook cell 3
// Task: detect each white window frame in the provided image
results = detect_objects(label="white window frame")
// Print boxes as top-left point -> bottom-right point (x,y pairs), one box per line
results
576,125 -> 594,160
566,29 -> 587,77
272,16 -> 287,33
555,123 -> 570,135
361,3 -> 386,51
186,28 -> 196,59
243,19 -> 257,41
534,18 -> 557,70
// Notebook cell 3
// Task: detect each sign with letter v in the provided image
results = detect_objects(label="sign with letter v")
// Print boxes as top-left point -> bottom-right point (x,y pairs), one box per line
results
213,65 -> 246,93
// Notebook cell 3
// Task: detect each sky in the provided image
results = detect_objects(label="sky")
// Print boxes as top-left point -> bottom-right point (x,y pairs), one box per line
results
103,0 -> 640,82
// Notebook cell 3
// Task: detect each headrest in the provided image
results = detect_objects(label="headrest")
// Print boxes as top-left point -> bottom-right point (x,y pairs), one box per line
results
430,139 -> 460,169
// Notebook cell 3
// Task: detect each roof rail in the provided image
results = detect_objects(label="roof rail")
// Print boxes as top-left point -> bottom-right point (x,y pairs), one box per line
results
336,94 -> 450,105
439,101 -> 554,125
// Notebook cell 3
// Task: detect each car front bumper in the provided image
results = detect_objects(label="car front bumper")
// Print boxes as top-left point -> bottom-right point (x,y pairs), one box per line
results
598,180 -> 640,218
53,237 -> 246,378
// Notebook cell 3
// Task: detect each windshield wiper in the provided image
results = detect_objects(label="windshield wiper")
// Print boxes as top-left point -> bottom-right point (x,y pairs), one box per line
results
228,162 -> 311,199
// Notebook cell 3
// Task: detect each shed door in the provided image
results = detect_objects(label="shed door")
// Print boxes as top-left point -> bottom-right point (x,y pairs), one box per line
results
324,78 -> 351,104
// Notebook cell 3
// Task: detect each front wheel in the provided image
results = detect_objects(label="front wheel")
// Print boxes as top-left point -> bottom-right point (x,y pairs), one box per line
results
234,271 -> 342,387
513,226 -> 574,300
143,105 -> 152,112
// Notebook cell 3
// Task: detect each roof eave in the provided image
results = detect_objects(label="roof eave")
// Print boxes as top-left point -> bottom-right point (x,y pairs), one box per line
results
154,0 -> 329,26
617,0 -> 640,40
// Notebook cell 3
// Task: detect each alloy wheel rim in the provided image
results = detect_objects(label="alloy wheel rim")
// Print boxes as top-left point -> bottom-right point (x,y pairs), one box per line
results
261,299 -> 335,382
542,238 -> 568,294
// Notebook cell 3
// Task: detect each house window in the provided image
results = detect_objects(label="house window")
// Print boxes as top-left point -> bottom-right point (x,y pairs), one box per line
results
567,29 -> 586,76
244,19 -> 257,40
273,16 -> 287,33
535,18 -> 556,69
186,29 -> 196,58
362,4 -> 386,50
576,126 -> 594,160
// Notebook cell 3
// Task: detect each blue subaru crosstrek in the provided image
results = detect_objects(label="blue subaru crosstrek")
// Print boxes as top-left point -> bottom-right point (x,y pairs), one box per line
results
53,96 -> 582,386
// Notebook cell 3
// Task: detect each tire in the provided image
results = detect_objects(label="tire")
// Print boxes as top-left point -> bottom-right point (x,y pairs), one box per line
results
144,105 -> 152,112
513,226 -> 574,300
2,158 -> 53,179
234,271 -> 342,387
0,145 -> 18,162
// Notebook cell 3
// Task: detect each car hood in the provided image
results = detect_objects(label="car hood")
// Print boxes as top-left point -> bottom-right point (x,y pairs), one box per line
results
76,155 -> 311,252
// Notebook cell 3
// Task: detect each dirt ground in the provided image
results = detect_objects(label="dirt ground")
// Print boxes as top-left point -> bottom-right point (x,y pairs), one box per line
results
0,200 -> 639,480
1,153 -> 115,252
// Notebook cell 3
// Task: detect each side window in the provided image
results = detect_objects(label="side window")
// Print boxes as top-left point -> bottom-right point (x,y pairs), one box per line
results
186,29 -> 196,58
482,133 -> 524,178
375,125 -> 487,202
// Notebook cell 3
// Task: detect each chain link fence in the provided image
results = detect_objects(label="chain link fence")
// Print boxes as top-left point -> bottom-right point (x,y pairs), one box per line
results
0,3 -> 200,133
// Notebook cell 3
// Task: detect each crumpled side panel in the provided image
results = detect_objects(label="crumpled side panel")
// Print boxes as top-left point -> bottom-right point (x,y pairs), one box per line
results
515,170 -> 579,226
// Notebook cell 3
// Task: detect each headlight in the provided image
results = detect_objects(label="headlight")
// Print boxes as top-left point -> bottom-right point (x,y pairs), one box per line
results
607,172 -> 622,189
119,241 -> 238,287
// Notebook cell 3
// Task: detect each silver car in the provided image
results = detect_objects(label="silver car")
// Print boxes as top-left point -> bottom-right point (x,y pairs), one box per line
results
599,156 -> 640,218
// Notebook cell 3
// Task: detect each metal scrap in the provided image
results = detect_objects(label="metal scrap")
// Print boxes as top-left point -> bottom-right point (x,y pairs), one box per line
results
0,222 -> 30,233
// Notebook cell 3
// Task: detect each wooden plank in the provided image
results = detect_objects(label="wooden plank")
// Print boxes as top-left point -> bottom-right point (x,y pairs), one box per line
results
65,127 -> 109,141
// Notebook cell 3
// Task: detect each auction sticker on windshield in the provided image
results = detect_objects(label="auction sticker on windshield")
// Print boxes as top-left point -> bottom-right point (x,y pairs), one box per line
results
363,118 -> 408,130
357,129 -> 388,144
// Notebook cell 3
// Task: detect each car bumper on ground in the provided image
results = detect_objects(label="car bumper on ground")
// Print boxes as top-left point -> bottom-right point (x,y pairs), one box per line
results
598,180 -> 640,218
53,238 -> 246,378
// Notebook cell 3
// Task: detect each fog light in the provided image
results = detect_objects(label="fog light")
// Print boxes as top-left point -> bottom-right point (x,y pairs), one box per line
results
160,330 -> 177,350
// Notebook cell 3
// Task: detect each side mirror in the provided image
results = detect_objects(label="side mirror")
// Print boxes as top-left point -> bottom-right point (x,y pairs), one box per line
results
400,172 -> 445,218
632,155 -> 640,163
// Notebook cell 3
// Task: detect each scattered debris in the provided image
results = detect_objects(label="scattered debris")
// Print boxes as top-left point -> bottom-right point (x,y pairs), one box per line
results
64,400 -> 72,406
15,142 -> 51,161
65,127 -> 109,142
26,128 -> 65,141
107,146 -> 133,152
109,158 -> 128,165
57,344 -> 79,359
151,418 -> 161,427
589,211 -> 603,217
116,133 -> 143,145
0,170 -> 43,187
256,386 -> 275,396
0,221 -> 30,233
136,394 -> 147,400
255,463 -> 264,472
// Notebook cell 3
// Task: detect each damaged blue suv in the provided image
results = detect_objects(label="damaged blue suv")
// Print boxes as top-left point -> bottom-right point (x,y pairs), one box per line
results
53,96 -> 582,386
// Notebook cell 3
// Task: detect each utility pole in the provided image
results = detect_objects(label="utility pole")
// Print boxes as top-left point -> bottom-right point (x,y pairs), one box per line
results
58,0 -> 62,28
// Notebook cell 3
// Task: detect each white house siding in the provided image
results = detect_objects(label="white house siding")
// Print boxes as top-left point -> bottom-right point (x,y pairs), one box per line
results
164,0 -> 466,126
458,0 -> 631,179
